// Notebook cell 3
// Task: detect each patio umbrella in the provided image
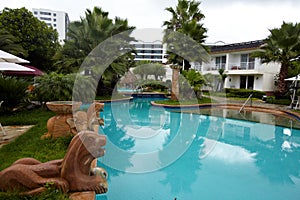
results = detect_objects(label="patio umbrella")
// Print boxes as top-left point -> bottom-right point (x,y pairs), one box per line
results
0,50 -> 30,63
3,65 -> 43,76
0,62 -> 34,71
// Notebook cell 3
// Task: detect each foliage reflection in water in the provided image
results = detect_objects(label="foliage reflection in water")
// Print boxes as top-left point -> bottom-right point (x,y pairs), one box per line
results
96,98 -> 300,200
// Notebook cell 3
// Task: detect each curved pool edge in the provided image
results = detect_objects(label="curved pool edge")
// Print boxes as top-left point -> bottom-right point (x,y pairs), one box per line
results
95,97 -> 134,103
151,102 -> 300,122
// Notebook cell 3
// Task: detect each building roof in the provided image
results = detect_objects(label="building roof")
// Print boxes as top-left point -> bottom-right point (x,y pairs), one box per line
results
208,40 -> 265,54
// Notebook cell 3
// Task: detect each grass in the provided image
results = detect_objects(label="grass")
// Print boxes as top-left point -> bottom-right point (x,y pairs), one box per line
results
95,93 -> 129,100
0,108 -> 72,199
0,188 -> 69,200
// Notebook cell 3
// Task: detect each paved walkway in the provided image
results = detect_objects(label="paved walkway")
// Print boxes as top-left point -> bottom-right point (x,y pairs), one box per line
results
0,125 -> 34,148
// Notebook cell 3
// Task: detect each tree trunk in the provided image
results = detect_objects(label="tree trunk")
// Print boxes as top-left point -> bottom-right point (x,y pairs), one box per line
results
277,63 -> 289,96
171,68 -> 180,101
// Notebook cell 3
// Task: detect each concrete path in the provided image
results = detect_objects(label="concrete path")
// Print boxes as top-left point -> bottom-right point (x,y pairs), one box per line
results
0,125 -> 34,148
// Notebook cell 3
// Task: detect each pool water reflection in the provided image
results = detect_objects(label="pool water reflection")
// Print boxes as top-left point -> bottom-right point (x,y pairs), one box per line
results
97,98 -> 300,200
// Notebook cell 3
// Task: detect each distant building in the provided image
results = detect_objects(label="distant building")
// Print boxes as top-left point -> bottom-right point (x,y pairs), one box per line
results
201,40 -> 280,94
132,41 -> 168,63
32,8 -> 70,43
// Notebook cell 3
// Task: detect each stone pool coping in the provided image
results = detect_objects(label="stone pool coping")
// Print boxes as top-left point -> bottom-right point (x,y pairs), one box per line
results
151,102 -> 300,121
95,97 -> 133,103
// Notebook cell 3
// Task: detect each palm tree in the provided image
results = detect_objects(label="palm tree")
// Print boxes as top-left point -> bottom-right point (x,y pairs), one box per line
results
54,7 -> 136,96
217,68 -> 227,92
252,22 -> 300,96
163,0 -> 207,69
0,30 -> 27,57
163,0 -> 208,101
182,69 -> 205,98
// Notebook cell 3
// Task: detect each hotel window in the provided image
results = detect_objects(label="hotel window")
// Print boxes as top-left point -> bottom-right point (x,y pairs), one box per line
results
153,44 -> 162,48
215,56 -> 226,70
241,54 -> 255,70
144,44 -> 152,49
135,44 -> 143,48
40,11 -> 51,15
40,17 -> 51,21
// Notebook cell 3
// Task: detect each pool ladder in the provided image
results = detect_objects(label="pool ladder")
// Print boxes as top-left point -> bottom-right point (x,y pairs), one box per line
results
239,93 -> 253,113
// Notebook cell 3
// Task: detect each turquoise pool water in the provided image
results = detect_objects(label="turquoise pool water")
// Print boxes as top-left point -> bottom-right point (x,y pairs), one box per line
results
96,98 -> 300,200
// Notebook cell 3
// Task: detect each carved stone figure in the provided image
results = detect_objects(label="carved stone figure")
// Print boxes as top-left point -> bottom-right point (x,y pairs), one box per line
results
42,101 -> 82,139
0,131 -> 107,195
42,101 -> 104,138
67,102 -> 104,134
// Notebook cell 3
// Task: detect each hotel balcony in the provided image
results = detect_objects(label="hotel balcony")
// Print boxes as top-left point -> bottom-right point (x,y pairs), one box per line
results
230,61 -> 255,70
203,61 -> 258,71
204,63 -> 226,71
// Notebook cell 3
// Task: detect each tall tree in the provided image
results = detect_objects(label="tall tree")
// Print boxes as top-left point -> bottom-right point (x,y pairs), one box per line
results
54,7 -> 136,96
0,29 -> 26,56
252,22 -> 300,96
163,0 -> 207,100
0,7 -> 60,72
163,0 -> 207,69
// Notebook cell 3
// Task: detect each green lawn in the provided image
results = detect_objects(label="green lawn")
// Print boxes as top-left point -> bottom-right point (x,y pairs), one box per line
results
0,108 -> 71,199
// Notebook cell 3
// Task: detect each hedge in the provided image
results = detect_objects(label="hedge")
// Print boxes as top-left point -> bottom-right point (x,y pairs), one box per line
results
225,88 -> 266,99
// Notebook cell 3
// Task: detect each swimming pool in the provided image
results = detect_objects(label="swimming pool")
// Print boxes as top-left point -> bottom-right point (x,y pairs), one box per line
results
96,98 -> 300,200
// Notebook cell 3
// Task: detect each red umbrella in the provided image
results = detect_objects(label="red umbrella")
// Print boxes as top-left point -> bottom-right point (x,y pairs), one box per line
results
3,65 -> 44,76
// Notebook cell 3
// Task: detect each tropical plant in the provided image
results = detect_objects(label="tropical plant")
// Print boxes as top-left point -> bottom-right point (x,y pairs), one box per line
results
152,63 -> 166,80
203,73 -> 214,90
252,22 -> 300,96
132,63 -> 166,81
0,29 -> 26,56
163,0 -> 207,69
182,69 -> 205,98
217,68 -> 227,92
33,73 -> 96,104
163,0 -> 208,101
0,77 -> 30,111
0,7 -> 60,72
54,7 -> 136,96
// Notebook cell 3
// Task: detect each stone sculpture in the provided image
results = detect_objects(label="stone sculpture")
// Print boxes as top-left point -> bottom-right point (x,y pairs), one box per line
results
42,101 -> 82,138
67,102 -> 104,134
43,101 -> 104,138
0,130 -> 108,195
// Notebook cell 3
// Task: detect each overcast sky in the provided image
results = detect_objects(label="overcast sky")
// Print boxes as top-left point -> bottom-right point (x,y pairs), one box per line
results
0,0 -> 299,44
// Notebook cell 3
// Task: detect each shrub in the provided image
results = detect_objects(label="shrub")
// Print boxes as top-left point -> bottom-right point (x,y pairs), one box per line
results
225,88 -> 265,99
0,77 -> 30,111
33,73 -> 96,104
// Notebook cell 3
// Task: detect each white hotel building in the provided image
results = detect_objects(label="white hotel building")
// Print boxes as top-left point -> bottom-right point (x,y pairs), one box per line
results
131,39 -> 280,93
201,40 -> 280,94
32,8 -> 70,43
132,41 -> 168,63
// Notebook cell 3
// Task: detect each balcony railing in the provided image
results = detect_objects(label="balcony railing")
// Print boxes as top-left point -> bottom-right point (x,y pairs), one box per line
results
231,62 -> 255,70
203,61 -> 257,71
205,63 -> 226,71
